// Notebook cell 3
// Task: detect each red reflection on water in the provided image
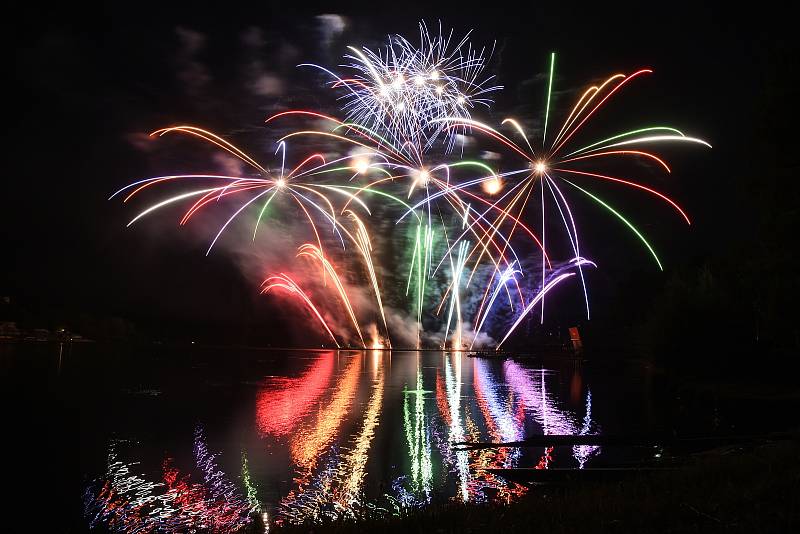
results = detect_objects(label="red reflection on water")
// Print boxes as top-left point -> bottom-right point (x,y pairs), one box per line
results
256,351 -> 335,437
535,446 -> 554,470
162,458 -> 211,521
290,355 -> 362,470
277,355 -> 366,523
435,371 -> 452,427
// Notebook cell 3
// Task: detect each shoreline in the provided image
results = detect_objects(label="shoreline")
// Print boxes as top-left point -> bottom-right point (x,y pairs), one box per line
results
272,440 -> 800,533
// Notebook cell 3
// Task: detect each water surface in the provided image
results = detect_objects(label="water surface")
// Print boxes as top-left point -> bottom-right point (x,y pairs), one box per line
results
4,343 -> 791,532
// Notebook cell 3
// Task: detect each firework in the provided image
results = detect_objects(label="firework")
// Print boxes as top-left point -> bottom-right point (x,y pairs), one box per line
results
112,24 -> 707,349
437,53 -> 710,325
303,21 -> 501,155
261,273 -> 340,347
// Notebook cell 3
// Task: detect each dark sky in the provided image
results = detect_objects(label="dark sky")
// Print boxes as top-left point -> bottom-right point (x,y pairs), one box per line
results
6,3 -> 798,343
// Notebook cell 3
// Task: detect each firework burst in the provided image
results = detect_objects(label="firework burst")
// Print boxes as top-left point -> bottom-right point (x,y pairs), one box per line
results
304,21 -> 501,156
112,24 -> 708,349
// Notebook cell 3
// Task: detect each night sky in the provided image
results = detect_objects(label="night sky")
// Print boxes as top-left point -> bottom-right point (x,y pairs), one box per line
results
6,4 -> 798,345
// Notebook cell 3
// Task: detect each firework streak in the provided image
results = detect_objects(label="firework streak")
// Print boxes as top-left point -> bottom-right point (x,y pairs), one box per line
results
112,22 -> 708,348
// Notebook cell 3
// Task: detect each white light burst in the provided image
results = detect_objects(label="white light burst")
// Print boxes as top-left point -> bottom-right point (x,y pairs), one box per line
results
323,22 -> 502,155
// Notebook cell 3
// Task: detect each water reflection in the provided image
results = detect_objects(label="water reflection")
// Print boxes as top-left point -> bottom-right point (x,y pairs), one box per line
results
289,355 -> 361,471
438,354 -> 470,501
256,352 -> 335,437
469,358 -> 527,501
400,356 -> 433,503
84,427 -> 256,533
503,361 -> 600,468
85,350 -> 600,530
277,353 -> 383,524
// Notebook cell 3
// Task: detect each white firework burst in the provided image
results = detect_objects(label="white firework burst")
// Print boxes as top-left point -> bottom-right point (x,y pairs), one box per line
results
312,21 -> 502,157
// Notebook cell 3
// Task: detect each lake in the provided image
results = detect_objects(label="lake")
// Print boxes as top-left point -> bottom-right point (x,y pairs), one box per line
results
2,343 -> 793,532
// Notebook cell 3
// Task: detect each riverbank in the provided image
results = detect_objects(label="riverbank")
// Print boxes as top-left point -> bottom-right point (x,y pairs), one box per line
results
273,439 -> 799,533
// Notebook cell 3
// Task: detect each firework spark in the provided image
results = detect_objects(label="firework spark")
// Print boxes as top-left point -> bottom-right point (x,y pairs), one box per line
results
303,21 -> 501,155
113,26 -> 708,349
